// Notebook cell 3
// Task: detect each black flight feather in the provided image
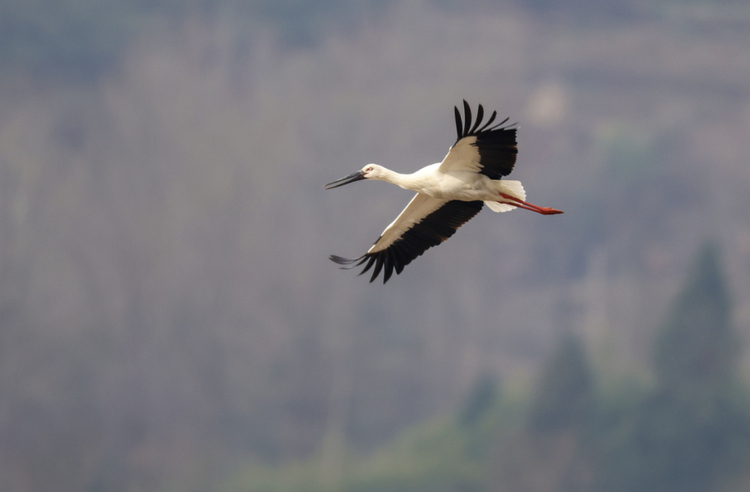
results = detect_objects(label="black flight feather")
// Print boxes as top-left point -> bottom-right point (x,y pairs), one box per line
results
453,101 -> 517,179
329,200 -> 484,284
462,100 -> 472,137
469,104 -> 484,134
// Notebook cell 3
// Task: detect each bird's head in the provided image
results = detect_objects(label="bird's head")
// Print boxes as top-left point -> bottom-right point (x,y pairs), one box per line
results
324,164 -> 384,189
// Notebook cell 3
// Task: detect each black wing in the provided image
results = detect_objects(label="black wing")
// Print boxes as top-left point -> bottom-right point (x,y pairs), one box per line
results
445,100 -> 518,179
330,196 -> 484,284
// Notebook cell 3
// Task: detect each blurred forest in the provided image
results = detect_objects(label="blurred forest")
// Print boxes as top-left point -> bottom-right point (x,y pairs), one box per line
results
221,245 -> 750,492
1,0 -> 750,491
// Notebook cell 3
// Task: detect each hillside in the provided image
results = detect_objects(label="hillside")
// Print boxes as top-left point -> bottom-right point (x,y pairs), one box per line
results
1,1 -> 750,490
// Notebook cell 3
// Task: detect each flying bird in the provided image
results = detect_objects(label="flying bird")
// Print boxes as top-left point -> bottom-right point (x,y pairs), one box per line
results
324,101 -> 562,283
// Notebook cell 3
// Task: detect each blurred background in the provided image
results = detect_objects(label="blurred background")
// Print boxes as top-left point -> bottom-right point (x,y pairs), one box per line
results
1,0 -> 750,491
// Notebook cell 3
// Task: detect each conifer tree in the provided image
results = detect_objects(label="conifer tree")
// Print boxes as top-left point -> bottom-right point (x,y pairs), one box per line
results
602,243 -> 750,492
459,373 -> 498,427
528,334 -> 593,431
653,242 -> 738,395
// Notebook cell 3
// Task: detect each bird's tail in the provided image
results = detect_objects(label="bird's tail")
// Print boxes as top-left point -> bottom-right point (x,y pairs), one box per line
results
484,180 -> 526,213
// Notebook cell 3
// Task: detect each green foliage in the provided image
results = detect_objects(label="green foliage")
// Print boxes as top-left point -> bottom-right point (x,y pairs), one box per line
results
220,386 -> 527,492
219,257 -> 750,492
596,243 -> 750,492
594,379 -> 750,492
654,243 -> 738,393
459,373 -> 498,427
219,416 -> 493,492
528,334 -> 594,432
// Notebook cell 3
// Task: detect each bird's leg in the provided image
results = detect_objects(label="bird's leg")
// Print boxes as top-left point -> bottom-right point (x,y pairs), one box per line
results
498,193 -> 563,215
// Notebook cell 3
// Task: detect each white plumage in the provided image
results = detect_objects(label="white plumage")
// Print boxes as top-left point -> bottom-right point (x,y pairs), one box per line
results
325,101 -> 562,283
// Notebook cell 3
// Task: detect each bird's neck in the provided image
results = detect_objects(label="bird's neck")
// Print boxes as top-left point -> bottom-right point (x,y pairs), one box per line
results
378,168 -> 419,191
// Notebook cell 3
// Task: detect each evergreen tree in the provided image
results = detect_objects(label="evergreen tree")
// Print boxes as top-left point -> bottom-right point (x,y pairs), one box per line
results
600,243 -> 750,492
528,334 -> 594,432
459,373 -> 498,427
653,242 -> 738,395
493,334 -> 595,492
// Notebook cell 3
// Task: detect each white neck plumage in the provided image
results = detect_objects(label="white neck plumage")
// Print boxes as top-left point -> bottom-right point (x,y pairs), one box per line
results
367,164 -> 423,192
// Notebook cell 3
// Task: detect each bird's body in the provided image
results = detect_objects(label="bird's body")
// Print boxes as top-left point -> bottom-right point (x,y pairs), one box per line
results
325,101 -> 562,283
364,160 -> 520,203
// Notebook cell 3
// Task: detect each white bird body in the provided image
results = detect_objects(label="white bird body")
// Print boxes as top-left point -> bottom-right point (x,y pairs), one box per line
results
364,162 -> 525,203
325,101 -> 562,283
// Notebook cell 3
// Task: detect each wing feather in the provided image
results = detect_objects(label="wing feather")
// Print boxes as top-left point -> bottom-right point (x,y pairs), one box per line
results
439,102 -> 517,180
469,104 -> 484,134
462,100 -> 472,137
478,110 -> 497,132
454,106 -> 462,141
329,194 -> 484,283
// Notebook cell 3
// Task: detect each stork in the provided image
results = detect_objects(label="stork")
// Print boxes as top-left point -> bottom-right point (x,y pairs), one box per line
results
324,101 -> 562,283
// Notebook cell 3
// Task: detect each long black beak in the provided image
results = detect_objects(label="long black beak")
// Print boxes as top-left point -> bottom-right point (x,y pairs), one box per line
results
324,170 -> 367,190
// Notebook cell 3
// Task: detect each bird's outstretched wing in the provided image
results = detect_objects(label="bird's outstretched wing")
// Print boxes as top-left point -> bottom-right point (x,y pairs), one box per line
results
438,100 -> 518,179
330,194 -> 484,283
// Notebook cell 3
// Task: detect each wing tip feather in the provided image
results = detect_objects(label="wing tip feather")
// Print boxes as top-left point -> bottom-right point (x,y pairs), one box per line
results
454,102 -> 514,144
329,200 -> 484,284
